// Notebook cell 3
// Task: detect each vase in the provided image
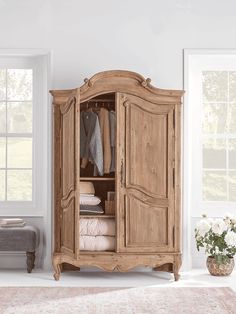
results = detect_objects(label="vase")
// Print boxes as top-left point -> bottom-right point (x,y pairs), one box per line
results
206,256 -> 234,276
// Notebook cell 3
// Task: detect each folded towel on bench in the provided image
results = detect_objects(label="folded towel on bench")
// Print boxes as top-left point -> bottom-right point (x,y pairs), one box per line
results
0,218 -> 25,227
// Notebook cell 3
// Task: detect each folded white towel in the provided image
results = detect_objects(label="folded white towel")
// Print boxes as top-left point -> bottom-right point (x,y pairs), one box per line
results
0,218 -> 24,225
80,218 -> 115,236
80,235 -> 115,251
1,222 -> 26,228
80,195 -> 101,205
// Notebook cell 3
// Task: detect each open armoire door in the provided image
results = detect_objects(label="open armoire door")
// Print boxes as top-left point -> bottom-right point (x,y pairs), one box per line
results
52,92 -> 80,280
116,93 -> 175,253
51,70 -> 183,281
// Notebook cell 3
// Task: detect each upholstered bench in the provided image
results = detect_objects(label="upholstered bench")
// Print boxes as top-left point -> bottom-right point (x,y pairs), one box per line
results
0,225 -> 39,273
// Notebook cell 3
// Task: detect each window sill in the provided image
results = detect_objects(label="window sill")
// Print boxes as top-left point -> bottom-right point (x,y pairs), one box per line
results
0,208 -> 45,217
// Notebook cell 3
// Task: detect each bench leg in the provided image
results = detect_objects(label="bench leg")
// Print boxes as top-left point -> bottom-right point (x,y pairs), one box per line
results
26,251 -> 35,273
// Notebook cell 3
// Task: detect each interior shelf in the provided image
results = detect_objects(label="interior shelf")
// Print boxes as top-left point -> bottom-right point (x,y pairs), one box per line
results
80,177 -> 115,181
80,215 -> 115,218
79,251 -> 115,254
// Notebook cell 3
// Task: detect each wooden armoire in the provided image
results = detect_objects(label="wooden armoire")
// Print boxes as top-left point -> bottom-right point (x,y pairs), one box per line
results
50,70 -> 184,281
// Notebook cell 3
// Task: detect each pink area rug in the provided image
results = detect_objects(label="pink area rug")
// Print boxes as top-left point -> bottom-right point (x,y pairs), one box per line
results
0,287 -> 235,314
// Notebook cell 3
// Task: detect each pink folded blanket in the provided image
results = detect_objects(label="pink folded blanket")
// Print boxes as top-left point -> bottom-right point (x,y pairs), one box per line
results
80,218 -> 115,236
80,235 -> 115,251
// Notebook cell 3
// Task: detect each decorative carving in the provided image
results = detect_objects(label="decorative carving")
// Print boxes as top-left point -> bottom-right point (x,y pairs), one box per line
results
141,77 -> 151,87
61,189 -> 75,208
126,185 -> 166,202
83,78 -> 93,87
123,100 -> 129,107
60,96 -> 76,115
52,253 -> 181,281
26,251 -> 35,273
79,70 -> 184,103
126,187 -> 168,206
153,263 -> 173,272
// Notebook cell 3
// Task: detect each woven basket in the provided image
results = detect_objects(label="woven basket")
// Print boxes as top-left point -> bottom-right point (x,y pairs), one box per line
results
206,256 -> 234,276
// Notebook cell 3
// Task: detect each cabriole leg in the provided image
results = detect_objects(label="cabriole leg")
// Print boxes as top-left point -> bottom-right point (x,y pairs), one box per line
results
173,255 -> 182,281
53,257 -> 61,281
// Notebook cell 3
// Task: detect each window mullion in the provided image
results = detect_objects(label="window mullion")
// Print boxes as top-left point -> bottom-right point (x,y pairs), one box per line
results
226,71 -> 229,201
5,68 -> 7,201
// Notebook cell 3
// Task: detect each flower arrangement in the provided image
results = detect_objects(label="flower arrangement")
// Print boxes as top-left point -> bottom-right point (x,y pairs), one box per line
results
195,213 -> 236,264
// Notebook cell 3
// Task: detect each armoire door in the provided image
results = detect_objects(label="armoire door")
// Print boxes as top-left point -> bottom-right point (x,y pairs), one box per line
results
59,96 -> 79,257
117,93 -> 175,253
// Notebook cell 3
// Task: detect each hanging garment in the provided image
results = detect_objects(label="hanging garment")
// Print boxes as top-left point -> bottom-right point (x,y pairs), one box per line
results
90,115 -> 104,176
80,111 -> 103,175
109,111 -> 116,172
98,108 -> 111,174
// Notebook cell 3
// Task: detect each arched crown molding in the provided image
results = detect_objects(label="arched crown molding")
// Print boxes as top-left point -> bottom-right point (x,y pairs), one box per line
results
50,70 -> 184,105
80,70 -> 184,104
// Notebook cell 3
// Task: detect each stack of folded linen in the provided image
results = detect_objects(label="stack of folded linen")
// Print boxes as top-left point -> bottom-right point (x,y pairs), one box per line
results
80,181 -> 104,215
79,218 -> 115,251
0,218 -> 26,228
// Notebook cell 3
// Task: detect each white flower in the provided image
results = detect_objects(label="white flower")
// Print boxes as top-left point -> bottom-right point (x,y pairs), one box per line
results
196,219 -> 211,237
211,219 -> 228,235
225,230 -> 236,247
207,218 -> 214,226
196,235 -> 202,241
222,249 -> 228,255
224,212 -> 233,220
215,246 -> 219,254
224,217 -> 231,227
231,218 -> 236,225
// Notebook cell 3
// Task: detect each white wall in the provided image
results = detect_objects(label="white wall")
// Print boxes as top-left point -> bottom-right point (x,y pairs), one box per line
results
1,0 -> 236,270
1,0 -> 236,90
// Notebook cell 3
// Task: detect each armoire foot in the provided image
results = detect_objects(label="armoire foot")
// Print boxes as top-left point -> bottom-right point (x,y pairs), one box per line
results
173,256 -> 182,281
53,259 -> 61,281
174,271 -> 180,281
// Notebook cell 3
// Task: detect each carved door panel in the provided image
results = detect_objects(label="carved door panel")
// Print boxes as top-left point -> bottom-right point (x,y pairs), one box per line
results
59,96 -> 79,257
117,93 -> 175,253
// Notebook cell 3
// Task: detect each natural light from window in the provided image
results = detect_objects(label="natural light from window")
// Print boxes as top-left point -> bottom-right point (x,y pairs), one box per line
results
185,51 -> 236,215
0,69 -> 33,202
202,71 -> 236,202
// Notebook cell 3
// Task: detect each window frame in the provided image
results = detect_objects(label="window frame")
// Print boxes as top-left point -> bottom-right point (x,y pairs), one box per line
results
183,49 -> 236,270
0,51 -> 50,216
184,49 -> 236,218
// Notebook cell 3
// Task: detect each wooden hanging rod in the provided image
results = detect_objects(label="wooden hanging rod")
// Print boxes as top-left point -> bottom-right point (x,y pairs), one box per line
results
81,99 -> 115,103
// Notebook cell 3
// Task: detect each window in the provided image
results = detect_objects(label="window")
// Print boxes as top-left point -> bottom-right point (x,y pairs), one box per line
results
185,51 -> 236,216
0,69 -> 33,201
202,71 -> 236,202
0,54 -> 49,215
